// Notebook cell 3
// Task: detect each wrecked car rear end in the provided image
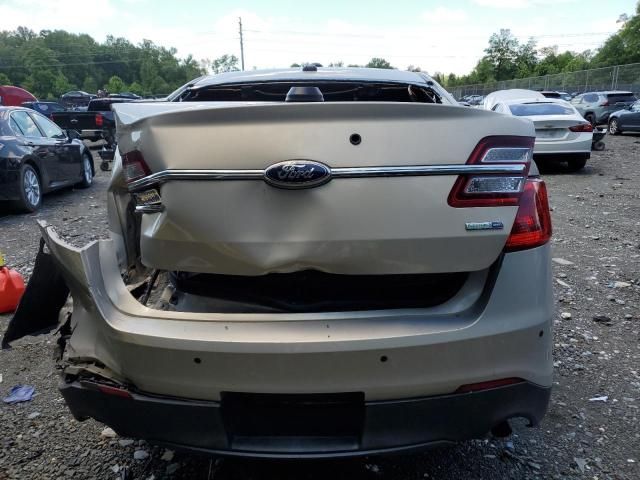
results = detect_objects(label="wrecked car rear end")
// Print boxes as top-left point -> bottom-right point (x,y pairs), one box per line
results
7,69 -> 553,457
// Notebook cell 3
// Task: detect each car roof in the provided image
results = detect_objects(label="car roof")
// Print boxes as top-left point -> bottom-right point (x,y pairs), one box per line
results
582,91 -> 634,95
191,67 -> 433,88
502,97 -> 573,106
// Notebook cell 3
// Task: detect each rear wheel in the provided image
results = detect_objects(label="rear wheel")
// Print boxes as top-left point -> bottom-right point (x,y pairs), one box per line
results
14,164 -> 42,212
567,157 -> 587,172
77,153 -> 94,188
608,118 -> 621,135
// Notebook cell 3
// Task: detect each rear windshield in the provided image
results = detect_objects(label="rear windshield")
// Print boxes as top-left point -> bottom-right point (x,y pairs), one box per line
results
606,93 -> 637,103
509,103 -> 574,116
183,81 -> 443,103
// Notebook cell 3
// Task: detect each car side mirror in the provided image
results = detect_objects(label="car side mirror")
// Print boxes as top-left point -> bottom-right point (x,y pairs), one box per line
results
66,129 -> 81,140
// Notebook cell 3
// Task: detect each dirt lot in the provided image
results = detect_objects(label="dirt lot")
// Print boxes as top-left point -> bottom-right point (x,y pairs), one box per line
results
1,136 -> 639,479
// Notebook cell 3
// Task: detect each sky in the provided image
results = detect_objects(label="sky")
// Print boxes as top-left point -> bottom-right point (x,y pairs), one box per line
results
0,0 -> 636,75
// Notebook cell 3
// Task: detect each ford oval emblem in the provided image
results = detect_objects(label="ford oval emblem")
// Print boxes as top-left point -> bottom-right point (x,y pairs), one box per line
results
264,160 -> 331,189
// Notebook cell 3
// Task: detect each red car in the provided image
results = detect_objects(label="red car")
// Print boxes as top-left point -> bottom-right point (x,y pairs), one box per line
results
0,86 -> 37,107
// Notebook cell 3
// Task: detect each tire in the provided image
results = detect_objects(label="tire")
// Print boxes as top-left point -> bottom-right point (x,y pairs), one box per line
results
567,157 -> 587,172
608,118 -> 621,135
77,153 -> 94,188
584,113 -> 596,126
14,164 -> 42,212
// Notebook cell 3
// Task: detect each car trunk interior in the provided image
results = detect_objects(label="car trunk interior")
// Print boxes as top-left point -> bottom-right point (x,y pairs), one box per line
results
167,270 -> 469,313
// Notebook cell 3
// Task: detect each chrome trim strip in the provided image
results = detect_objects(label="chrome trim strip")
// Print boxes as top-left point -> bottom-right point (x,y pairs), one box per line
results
135,204 -> 165,214
128,164 -> 526,192
129,169 -> 264,191
331,164 -> 526,178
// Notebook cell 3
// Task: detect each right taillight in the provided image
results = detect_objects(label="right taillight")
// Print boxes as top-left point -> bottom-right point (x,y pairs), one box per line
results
569,123 -> 594,132
95,113 -> 103,127
504,178 -> 552,252
122,150 -> 150,183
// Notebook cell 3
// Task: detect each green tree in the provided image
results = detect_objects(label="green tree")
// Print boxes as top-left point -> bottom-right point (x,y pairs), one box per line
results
0,72 -> 10,85
210,54 -> 239,74
52,72 -> 73,97
592,3 -> 640,66
105,75 -> 126,93
484,29 -> 519,80
82,76 -> 98,93
365,58 -> 393,69
127,81 -> 144,95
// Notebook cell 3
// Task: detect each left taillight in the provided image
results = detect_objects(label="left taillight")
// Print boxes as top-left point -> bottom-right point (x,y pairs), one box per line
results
122,150 -> 150,183
569,123 -> 594,133
448,135 -> 534,208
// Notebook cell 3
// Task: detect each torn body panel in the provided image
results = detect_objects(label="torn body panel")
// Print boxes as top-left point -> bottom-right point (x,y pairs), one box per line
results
37,221 -> 552,403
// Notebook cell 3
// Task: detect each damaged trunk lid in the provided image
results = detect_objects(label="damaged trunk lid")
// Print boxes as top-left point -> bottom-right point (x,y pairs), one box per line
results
113,102 -> 534,275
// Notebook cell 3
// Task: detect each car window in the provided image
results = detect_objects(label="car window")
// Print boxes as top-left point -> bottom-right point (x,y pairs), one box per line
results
632,102 -> 640,112
11,111 -> 44,138
31,112 -> 65,139
38,103 -> 49,112
49,103 -> 65,112
509,103 -> 575,116
583,94 -> 599,103
9,117 -> 25,136
607,93 -> 637,104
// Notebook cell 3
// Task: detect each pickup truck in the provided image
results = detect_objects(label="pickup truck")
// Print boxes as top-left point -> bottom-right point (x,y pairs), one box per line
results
51,97 -> 130,170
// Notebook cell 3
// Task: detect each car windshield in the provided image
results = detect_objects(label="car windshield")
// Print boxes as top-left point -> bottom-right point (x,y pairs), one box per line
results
509,103 -> 574,116
607,93 -> 637,103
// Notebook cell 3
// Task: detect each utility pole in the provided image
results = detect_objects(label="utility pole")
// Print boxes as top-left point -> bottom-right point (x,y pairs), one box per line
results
238,17 -> 245,71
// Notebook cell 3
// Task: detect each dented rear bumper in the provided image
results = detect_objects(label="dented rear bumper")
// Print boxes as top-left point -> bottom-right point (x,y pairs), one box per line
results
39,220 -> 553,398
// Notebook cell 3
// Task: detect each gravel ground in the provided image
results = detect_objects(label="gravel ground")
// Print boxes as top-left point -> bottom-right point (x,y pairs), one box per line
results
1,136 -> 639,479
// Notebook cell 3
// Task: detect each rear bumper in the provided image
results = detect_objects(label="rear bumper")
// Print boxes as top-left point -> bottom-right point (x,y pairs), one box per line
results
61,380 -> 550,458
34,221 -> 553,452
533,134 -> 592,156
534,152 -> 590,161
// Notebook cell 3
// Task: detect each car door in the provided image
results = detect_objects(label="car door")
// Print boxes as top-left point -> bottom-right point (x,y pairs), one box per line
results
30,111 -> 83,182
10,110 -> 60,185
626,103 -> 640,131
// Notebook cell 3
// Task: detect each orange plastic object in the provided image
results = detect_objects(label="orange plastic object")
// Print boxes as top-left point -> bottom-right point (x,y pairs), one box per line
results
0,266 -> 25,314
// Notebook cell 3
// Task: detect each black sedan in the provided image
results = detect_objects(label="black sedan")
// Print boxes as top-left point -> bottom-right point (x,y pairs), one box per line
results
608,101 -> 640,135
0,107 -> 94,212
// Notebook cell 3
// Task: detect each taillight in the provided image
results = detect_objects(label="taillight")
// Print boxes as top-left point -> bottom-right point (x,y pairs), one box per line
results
448,136 -> 534,208
504,178 -> 552,252
569,123 -> 594,132
97,384 -> 133,399
455,377 -> 525,394
95,113 -> 103,127
600,101 -> 609,106
122,150 -> 151,183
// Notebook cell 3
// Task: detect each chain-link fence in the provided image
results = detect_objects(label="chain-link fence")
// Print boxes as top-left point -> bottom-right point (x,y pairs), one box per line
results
451,63 -> 640,99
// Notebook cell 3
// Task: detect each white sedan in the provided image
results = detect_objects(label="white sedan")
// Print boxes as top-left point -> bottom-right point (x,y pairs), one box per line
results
491,98 -> 593,171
